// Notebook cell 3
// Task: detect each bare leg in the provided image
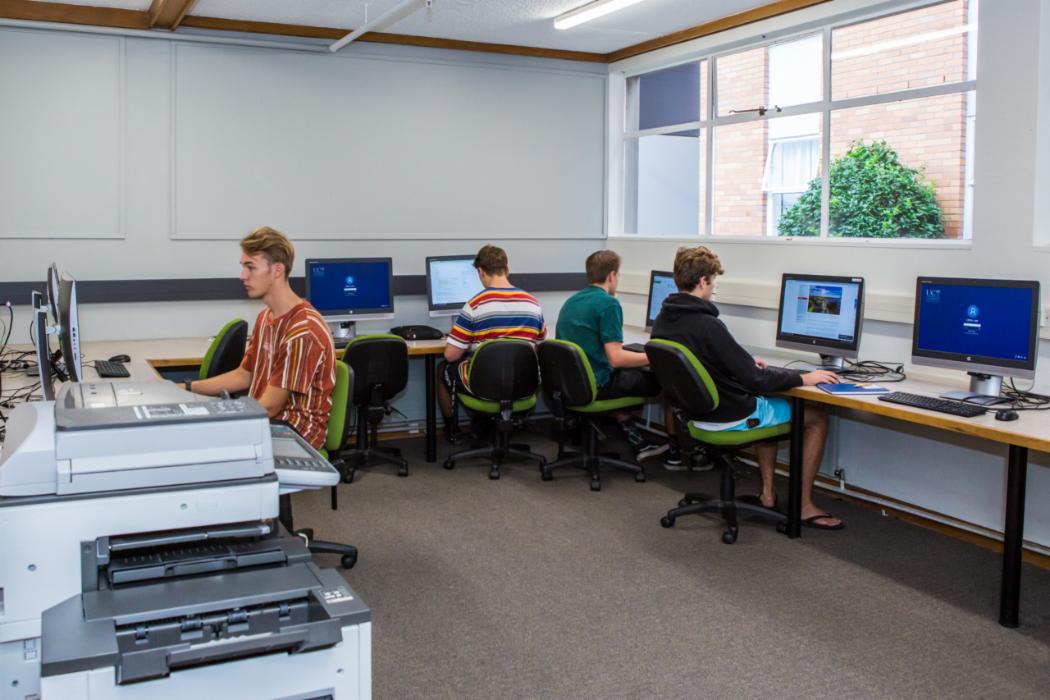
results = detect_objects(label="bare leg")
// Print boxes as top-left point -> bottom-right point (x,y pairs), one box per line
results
755,443 -> 778,507
437,377 -> 453,420
663,402 -> 677,437
800,404 -> 841,526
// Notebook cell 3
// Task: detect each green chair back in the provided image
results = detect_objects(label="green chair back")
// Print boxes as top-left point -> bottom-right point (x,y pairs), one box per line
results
463,339 -> 539,405
644,339 -> 720,418
341,334 -> 408,405
199,318 -> 248,380
537,339 -> 597,408
325,359 -> 354,455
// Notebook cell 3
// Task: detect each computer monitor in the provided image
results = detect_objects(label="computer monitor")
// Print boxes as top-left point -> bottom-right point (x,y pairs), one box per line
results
31,292 -> 55,401
57,273 -> 82,382
305,258 -> 395,343
645,270 -> 677,330
426,255 -> 484,317
47,262 -> 61,323
775,273 -> 865,369
912,277 -> 1040,402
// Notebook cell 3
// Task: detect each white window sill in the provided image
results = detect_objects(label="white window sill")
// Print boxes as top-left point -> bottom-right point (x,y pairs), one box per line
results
608,234 -> 973,251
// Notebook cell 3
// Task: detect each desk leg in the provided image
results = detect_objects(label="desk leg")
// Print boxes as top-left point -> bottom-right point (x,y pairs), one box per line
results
786,396 -> 804,539
425,355 -> 437,463
1000,445 -> 1028,628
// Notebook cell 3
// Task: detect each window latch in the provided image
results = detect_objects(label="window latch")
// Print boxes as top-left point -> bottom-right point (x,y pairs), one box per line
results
728,105 -> 784,116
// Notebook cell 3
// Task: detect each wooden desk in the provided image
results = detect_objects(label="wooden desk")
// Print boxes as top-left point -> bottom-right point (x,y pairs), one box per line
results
404,339 -> 446,463
782,379 -> 1049,629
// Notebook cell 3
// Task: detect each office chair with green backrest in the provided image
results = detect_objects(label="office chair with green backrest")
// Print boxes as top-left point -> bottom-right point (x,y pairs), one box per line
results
278,358 -> 359,569
537,339 -> 647,492
341,334 -> 409,481
199,319 -> 248,380
442,339 -> 546,480
645,338 -> 787,544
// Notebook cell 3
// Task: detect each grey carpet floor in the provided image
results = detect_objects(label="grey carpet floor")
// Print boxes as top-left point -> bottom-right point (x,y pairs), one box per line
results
290,431 -> 1050,699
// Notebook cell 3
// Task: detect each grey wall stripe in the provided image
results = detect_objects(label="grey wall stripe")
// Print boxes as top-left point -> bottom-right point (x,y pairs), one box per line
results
0,273 -> 587,305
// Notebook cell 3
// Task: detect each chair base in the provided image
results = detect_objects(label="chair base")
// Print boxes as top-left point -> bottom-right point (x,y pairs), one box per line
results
343,446 -> 409,482
279,495 -> 357,569
658,454 -> 786,544
543,417 -> 646,491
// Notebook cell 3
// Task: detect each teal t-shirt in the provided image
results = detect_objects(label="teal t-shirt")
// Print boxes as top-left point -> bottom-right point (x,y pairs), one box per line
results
555,285 -> 624,387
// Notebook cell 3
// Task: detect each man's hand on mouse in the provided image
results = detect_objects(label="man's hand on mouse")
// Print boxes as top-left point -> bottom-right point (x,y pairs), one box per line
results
802,369 -> 841,385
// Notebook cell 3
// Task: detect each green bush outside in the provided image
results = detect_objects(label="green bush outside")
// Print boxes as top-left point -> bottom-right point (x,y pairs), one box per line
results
777,140 -> 944,239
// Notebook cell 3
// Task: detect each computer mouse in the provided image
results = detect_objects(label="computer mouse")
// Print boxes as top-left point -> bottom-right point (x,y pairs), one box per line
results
108,354 -> 131,363
995,409 -> 1019,422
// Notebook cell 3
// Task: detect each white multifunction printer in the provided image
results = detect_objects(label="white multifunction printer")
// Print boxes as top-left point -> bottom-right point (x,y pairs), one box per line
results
0,381 -> 371,700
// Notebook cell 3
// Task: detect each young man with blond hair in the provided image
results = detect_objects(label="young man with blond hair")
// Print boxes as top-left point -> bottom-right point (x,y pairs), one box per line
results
555,249 -> 670,463
187,226 -> 336,450
651,246 -> 844,530
438,244 -> 546,441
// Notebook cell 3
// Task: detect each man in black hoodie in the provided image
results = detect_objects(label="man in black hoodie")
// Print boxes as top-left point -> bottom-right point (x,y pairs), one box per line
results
651,246 -> 844,530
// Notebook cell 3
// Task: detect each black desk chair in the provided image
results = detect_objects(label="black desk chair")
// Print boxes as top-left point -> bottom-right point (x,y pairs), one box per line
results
443,339 -> 546,480
341,334 -> 409,482
537,339 -> 647,491
280,359 -> 358,569
199,318 -> 248,379
646,339 -> 787,544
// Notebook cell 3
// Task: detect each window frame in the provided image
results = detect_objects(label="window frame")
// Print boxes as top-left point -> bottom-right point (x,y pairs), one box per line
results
613,0 -> 979,245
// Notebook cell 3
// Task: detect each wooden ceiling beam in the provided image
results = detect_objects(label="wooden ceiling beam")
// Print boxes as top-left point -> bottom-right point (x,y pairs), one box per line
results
148,0 -> 199,31
605,0 -> 832,63
0,0 -> 149,30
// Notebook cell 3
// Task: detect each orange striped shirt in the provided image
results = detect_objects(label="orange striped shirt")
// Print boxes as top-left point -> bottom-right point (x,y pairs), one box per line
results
241,301 -> 335,450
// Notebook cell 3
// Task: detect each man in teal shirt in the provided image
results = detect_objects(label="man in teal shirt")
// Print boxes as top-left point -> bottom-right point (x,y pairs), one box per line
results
556,250 -> 668,462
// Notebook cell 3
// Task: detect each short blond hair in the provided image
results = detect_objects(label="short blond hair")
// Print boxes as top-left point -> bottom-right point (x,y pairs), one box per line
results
241,226 -> 294,278
673,246 -> 724,292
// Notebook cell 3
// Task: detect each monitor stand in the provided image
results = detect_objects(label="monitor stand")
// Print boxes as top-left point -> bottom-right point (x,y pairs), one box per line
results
328,321 -> 356,348
818,354 -> 846,372
940,373 -> 1008,406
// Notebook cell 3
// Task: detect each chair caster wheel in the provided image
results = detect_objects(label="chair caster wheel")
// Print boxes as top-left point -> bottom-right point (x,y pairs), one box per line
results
398,466 -> 409,477
341,551 -> 358,569
660,516 -> 675,528
722,528 -> 738,544
678,498 -> 689,508
590,479 -> 601,492
443,458 -> 455,470
343,471 -> 355,484
541,469 -> 552,481
634,472 -> 646,483
489,468 -> 501,480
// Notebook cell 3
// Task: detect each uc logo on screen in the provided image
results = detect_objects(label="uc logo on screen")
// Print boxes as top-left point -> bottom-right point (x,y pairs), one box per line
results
967,305 -> 979,319
346,276 -> 355,285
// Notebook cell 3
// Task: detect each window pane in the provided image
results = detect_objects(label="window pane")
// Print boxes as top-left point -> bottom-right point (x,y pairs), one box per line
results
819,92 -> 975,239
713,115 -> 822,237
832,0 -> 976,100
717,34 -> 822,117
624,130 -> 704,236
625,61 -> 705,131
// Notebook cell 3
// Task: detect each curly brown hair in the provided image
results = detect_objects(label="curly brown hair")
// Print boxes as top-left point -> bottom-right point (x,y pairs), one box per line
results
673,246 -> 724,292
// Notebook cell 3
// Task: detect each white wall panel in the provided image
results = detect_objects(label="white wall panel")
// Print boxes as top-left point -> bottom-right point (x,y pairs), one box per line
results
0,29 -> 123,239
172,44 -> 606,239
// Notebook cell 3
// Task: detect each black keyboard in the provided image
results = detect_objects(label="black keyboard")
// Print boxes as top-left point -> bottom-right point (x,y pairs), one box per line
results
878,391 -> 987,417
94,360 -> 130,378
623,343 -> 646,353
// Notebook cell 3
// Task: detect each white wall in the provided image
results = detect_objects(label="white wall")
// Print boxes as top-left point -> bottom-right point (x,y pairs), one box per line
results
0,27 -> 607,339
607,0 -> 1050,548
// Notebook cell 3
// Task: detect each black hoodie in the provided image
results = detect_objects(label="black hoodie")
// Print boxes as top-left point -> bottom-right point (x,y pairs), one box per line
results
651,293 -> 803,423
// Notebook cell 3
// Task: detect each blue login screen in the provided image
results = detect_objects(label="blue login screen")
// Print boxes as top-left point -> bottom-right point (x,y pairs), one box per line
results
307,260 -> 392,313
916,282 -> 1033,362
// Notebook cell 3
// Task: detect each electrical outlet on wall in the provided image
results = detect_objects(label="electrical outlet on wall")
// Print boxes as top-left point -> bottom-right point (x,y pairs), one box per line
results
1042,306 -> 1049,327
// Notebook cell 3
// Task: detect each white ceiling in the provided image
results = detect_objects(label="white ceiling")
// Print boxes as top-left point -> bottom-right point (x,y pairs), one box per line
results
51,0 -> 774,53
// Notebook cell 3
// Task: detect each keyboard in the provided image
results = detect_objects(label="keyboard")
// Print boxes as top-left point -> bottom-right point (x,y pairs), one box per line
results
623,343 -> 646,353
94,360 -> 130,378
878,391 -> 987,418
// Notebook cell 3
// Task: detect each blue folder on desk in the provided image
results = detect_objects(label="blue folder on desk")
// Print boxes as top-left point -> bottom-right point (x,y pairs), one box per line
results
817,383 -> 890,395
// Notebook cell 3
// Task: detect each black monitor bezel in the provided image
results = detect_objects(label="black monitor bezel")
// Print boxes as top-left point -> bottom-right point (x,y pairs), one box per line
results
645,270 -> 675,329
775,273 -> 866,355
304,257 -> 395,317
57,274 -> 82,382
911,276 -> 1040,375
425,255 -> 481,312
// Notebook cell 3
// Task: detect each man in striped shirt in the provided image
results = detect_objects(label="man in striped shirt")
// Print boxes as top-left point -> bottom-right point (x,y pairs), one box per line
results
187,227 -> 336,450
439,245 -> 546,441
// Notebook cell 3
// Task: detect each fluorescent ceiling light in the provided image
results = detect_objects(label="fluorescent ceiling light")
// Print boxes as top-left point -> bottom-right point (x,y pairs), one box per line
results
554,0 -> 651,31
